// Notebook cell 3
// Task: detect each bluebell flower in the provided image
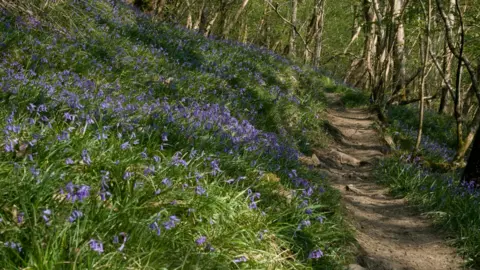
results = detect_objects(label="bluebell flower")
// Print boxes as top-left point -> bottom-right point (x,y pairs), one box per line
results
42,209 -> 51,224
65,158 -> 74,165
120,142 -> 130,150
316,216 -> 325,224
143,166 -> 155,176
89,239 -> 104,254
149,221 -> 161,236
68,210 -> 83,223
210,159 -> 221,176
308,249 -> 324,259
81,149 -> 91,165
233,256 -> 248,263
123,171 -> 133,180
17,212 -> 24,224
195,185 -> 206,196
163,216 -> 180,230
195,236 -> 207,246
162,178 -> 172,187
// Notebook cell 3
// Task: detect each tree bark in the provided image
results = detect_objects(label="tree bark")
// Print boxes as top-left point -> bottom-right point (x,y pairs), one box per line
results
392,0 -> 407,100
289,0 -> 298,58
222,0 -> 250,38
462,122 -> 480,185
438,0 -> 455,114
313,0 -> 326,66
415,0 -> 432,151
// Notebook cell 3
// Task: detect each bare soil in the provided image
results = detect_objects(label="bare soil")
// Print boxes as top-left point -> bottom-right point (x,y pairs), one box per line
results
314,94 -> 465,270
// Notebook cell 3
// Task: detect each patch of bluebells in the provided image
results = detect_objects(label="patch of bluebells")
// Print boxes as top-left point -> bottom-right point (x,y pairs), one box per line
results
395,123 -> 455,162
4,242 -> 22,252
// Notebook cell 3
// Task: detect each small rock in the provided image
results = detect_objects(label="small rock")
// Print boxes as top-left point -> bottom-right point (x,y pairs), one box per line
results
311,154 -> 321,166
345,184 -> 364,195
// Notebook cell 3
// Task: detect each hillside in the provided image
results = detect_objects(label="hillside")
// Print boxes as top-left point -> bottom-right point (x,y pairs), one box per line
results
0,1 -> 353,269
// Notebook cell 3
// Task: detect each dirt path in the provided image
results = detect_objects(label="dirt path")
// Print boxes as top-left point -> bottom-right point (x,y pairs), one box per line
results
314,94 -> 464,270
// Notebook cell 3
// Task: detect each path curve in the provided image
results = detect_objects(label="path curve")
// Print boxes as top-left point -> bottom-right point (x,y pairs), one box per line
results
315,94 -> 464,270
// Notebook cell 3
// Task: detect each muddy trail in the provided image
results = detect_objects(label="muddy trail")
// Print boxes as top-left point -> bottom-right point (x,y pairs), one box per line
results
313,94 -> 464,270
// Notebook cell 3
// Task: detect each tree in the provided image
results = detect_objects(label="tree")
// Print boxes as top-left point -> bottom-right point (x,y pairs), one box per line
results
462,127 -> 480,185
289,0 -> 298,57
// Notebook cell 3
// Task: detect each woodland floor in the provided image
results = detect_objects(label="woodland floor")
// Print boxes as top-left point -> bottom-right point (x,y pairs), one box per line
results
314,93 -> 465,270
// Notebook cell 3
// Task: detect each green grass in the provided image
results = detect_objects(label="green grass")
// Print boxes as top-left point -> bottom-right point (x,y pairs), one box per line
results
0,1 -> 354,269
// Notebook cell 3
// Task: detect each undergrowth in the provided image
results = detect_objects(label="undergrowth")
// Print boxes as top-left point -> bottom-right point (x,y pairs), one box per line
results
0,0 -> 354,269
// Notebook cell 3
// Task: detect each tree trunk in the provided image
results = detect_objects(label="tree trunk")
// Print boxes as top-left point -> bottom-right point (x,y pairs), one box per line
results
345,0 -> 376,90
438,0 -> 456,114
185,0 -> 193,29
154,0 -> 167,19
222,0 -> 250,38
392,0 -> 407,100
415,0 -> 432,151
462,124 -> 480,185
289,0 -> 298,58
193,0 -> 206,30
313,0 -> 326,67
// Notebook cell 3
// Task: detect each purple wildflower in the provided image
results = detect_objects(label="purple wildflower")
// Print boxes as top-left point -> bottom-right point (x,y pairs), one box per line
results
162,178 -> 172,187
89,239 -> 104,254
143,166 -> 155,175
17,212 -> 24,224
123,171 -> 133,180
68,210 -> 83,223
149,221 -> 161,236
195,236 -> 207,246
308,249 -> 324,259
233,256 -> 248,263
161,132 -> 168,142
316,216 -> 325,223
210,159 -> 221,176
81,149 -> 91,165
65,158 -> 74,165
195,185 -> 206,196
163,215 -> 180,230
120,142 -> 130,150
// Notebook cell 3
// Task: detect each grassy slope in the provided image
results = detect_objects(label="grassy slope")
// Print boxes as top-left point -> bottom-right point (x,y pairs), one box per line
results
0,1 -> 353,269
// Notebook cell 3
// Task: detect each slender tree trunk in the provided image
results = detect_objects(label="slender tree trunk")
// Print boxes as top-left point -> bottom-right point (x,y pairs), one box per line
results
185,0 -> 193,29
438,0 -> 456,114
193,0 -> 206,30
222,0 -> 250,38
154,0 -> 167,19
462,122 -> 480,185
392,0 -> 407,100
205,12 -> 219,37
289,0 -> 298,57
313,0 -> 326,67
345,0 -> 377,90
454,60 -> 480,163
415,0 -> 432,151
